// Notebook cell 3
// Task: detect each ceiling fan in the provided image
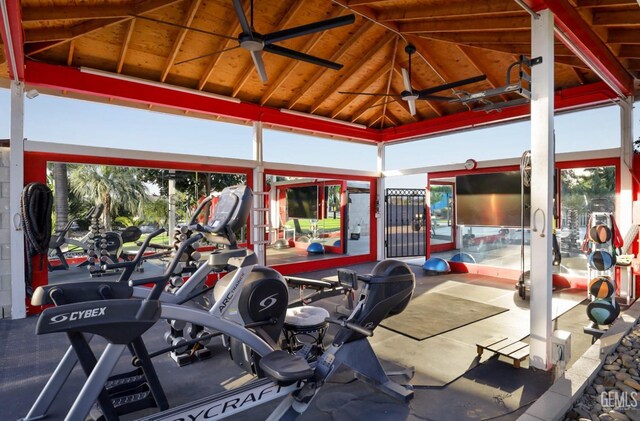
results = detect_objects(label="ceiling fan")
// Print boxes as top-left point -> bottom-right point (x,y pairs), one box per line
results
134,0 -> 355,83
338,44 -> 487,116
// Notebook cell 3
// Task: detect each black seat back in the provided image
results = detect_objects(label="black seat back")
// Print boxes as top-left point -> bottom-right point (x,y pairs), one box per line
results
334,260 -> 415,345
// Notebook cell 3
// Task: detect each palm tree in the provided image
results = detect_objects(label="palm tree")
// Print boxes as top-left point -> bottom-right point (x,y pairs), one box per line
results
69,165 -> 148,230
52,163 -> 69,232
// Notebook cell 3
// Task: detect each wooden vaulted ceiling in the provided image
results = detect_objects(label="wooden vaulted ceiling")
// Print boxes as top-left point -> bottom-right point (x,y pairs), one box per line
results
4,0 -> 640,130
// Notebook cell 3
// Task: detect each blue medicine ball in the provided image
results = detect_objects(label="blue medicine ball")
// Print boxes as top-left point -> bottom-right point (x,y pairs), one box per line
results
333,240 -> 341,247
423,257 -> 451,275
450,252 -> 476,264
587,298 -> 619,325
307,242 -> 325,255
588,249 -> 616,271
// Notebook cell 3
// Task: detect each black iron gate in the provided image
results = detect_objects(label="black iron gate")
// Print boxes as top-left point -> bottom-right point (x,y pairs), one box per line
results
385,188 -> 427,258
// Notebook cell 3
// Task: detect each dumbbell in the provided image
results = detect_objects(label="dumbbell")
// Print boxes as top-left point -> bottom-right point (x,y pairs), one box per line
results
170,319 -> 187,331
172,337 -> 189,354
169,275 -> 184,288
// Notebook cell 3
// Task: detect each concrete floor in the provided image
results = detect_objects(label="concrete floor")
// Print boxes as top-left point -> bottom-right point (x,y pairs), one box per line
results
4,260 -> 600,421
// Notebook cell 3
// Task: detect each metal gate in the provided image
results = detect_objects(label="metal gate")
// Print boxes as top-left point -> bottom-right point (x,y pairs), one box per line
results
385,188 -> 427,258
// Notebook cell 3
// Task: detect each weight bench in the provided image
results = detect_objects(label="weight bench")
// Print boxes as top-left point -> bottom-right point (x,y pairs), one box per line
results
476,337 -> 530,368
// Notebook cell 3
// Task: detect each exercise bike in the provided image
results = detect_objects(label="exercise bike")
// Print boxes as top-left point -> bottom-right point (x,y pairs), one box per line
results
25,185 -> 415,420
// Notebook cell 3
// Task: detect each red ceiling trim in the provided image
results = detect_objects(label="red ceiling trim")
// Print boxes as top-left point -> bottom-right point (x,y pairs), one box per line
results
25,63 -> 619,145
24,61 -> 382,143
381,81 -> 618,143
0,0 -> 25,80
526,0 -> 634,97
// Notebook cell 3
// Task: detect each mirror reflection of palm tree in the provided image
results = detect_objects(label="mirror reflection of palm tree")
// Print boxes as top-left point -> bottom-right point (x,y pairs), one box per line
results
69,165 -> 148,231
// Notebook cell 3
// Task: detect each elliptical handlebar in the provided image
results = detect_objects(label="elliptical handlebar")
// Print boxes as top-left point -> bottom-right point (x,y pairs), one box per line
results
188,194 -> 215,225
129,233 -> 203,300
106,228 -> 166,283
188,223 -> 216,234
325,317 -> 373,337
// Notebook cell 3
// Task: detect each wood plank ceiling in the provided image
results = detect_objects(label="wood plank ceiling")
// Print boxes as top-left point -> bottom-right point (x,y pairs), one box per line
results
6,0 -> 640,129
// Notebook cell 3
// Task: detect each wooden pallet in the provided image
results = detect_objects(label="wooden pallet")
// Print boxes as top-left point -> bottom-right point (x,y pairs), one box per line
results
476,337 -> 530,368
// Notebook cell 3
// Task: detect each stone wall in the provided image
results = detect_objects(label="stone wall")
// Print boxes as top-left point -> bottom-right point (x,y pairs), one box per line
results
0,148 -> 10,318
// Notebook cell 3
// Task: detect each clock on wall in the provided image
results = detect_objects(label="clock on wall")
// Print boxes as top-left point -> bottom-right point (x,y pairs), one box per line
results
464,159 -> 478,170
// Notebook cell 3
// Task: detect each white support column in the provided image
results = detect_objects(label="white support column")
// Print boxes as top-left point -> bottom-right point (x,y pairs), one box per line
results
618,97 -> 634,239
10,81 -> 25,319
529,8 -> 555,370
376,143 -> 385,260
252,121 -> 265,266
168,170 -> 176,239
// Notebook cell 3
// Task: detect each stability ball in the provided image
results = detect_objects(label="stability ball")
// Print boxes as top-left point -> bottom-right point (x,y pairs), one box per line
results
449,252 -> 476,264
423,257 -> 451,275
307,242 -> 325,255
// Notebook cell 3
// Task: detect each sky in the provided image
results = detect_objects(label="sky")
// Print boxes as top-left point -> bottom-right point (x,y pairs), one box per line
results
1,87 -> 638,189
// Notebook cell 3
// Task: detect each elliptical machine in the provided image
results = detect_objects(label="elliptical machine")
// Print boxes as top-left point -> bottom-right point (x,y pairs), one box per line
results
24,185 -> 416,420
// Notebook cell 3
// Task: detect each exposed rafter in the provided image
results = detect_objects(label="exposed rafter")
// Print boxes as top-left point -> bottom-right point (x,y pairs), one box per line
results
24,0 -> 182,56
592,9 -> 640,26
197,0 -> 250,91
309,32 -> 395,113
287,20 -> 374,108
377,1 -> 524,22
399,15 -> 530,33
161,0 -> 202,83
350,95 -> 386,123
457,45 -> 509,102
575,0 -> 637,7
117,19 -> 136,74
331,62 -> 392,118
416,31 -> 532,45
525,0 -> 634,97
380,37 -> 399,128
571,67 -> 588,84
66,40 -> 74,66
22,5 -> 133,22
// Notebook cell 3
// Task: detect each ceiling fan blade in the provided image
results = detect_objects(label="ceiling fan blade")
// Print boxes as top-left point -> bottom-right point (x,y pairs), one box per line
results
401,68 -> 412,92
131,14 -> 236,40
232,0 -> 254,37
264,14 -> 355,44
175,46 -> 241,65
264,44 -> 342,70
417,74 -> 487,97
250,50 -> 268,83
338,91 -> 397,97
408,98 -> 417,116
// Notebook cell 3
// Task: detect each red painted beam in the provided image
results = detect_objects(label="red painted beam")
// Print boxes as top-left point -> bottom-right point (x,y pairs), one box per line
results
525,0 -> 634,97
24,61 -> 382,143
381,81 -> 618,142
0,0 -> 25,80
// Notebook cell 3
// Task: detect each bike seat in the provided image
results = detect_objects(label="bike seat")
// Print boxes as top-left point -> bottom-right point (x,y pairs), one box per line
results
258,350 -> 314,385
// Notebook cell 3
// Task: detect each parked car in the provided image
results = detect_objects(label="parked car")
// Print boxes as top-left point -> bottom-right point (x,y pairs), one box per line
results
139,224 -> 157,234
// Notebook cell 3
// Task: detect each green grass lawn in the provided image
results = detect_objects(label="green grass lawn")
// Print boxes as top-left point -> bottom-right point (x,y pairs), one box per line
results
285,218 -> 341,233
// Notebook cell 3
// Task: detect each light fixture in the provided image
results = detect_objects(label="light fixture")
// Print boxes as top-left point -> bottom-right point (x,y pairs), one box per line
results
79,67 -> 242,104
279,108 -> 368,129
26,89 -> 40,99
